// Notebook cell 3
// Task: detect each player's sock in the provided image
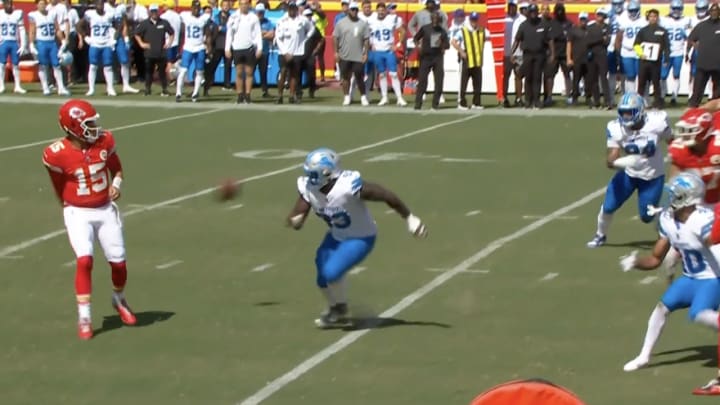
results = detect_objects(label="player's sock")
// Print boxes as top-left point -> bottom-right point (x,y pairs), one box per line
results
109,261 -> 127,293
319,287 -> 337,307
176,67 -> 187,96
52,67 -> 67,92
327,277 -> 347,305
102,66 -> 115,94
389,71 -> 403,99
121,64 -> 131,88
608,76 -> 616,102
638,303 -> 669,359
75,256 -> 93,319
695,310 -> 720,330
625,79 -> 635,94
378,72 -> 388,99
38,67 -> 49,93
192,71 -> 203,96
88,64 -> 98,93
12,65 -> 22,89
596,206 -> 612,237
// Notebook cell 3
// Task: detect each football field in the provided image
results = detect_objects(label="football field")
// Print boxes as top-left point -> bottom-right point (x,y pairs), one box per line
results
0,96 -> 715,405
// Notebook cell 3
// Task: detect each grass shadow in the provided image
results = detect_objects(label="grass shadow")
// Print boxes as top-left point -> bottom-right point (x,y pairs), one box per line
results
94,310 -> 175,337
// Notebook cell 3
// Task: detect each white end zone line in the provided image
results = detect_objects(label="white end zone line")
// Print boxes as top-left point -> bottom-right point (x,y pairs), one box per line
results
237,186 -> 606,405
0,108 -> 225,153
0,115 -> 479,258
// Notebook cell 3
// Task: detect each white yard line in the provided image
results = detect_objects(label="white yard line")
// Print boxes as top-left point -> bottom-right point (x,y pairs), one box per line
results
237,187 -> 606,405
226,203 -> 245,210
0,115 -> 478,258
0,197 -> 9,202
155,260 -> 183,270
540,272 -> 560,281
465,210 -> 482,216
0,108 -> 224,153
522,215 -> 578,220
639,276 -> 659,285
251,263 -> 274,273
426,268 -> 489,274
349,266 -> 367,275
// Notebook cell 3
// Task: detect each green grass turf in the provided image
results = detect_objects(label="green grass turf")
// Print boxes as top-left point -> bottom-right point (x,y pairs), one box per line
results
0,99 -> 714,405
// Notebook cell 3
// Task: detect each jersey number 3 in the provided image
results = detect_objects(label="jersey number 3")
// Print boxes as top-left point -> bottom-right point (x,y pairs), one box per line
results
75,162 -> 108,196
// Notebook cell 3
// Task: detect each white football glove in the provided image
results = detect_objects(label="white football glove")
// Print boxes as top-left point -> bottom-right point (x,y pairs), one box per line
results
619,250 -> 639,272
612,155 -> 647,170
646,204 -> 663,217
16,46 -> 25,56
29,43 -> 38,56
406,214 -> 427,238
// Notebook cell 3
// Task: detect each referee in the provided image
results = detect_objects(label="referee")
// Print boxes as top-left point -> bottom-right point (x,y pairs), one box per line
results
633,9 -> 669,108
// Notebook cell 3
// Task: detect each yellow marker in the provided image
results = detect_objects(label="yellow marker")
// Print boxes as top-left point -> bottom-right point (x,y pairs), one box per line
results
634,44 -> 644,58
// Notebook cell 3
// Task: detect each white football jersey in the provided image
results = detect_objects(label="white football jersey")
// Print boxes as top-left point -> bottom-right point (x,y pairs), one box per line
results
660,15 -> 691,57
690,14 -> 709,29
659,207 -> 720,279
618,14 -> 648,58
48,3 -> 68,25
369,14 -> 400,51
274,15 -> 312,56
67,7 -> 79,33
0,10 -> 24,42
29,10 -> 57,41
607,11 -> 623,52
85,10 -> 114,47
606,110 -> 672,180
163,9 -> 182,47
179,12 -> 209,52
359,12 -> 376,22
297,170 -> 378,240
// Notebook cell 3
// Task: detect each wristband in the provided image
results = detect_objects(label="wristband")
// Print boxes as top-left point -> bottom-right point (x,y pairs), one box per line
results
112,176 -> 123,190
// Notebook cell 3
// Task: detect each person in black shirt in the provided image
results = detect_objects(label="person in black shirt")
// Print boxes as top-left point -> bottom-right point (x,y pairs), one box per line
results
566,12 -> 591,106
633,9 -> 669,108
687,3 -> 720,107
297,7 -> 324,100
134,4 -> 175,96
587,7 -> 612,109
413,12 -> 449,110
512,3 -> 554,109
543,2 -> 572,106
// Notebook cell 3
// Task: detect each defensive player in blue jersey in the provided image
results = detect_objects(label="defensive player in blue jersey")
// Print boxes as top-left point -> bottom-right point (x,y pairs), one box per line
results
286,148 -> 428,328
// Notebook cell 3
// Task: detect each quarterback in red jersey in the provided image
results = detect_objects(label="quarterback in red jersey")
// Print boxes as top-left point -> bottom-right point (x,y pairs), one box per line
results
42,99 -> 136,340
668,108 -> 720,204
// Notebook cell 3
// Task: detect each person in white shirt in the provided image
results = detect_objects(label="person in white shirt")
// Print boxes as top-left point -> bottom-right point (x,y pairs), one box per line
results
224,0 -> 262,103
29,0 -> 70,95
0,0 -> 27,94
81,0 -> 117,96
160,0 -> 181,66
175,0 -> 210,102
274,2 -> 312,104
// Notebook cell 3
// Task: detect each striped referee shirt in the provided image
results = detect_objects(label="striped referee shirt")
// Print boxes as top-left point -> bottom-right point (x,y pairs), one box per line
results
225,11 -> 263,52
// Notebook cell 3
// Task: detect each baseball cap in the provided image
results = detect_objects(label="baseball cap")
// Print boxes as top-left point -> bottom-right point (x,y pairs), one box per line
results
519,2 -> 529,9
508,0 -> 517,4
255,3 -> 265,11
596,6 -> 609,16
387,2 -> 397,10
453,8 -> 465,18
288,1 -> 298,8
469,11 -> 480,20
297,0 -> 307,6
578,11 -> 589,19
527,3 -> 538,12
148,4 -> 159,11
341,0 -> 350,3
303,8 -> 313,15
425,0 -> 437,5
349,1 -> 359,9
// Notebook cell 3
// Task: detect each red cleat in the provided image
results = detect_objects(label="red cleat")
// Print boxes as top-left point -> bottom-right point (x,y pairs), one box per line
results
78,318 -> 93,340
112,298 -> 137,326
693,378 -> 720,395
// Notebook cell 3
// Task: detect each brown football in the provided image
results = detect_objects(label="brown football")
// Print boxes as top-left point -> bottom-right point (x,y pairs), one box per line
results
218,179 -> 240,201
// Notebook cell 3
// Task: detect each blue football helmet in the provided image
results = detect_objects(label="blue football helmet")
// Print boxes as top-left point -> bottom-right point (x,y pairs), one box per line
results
617,93 -> 646,128
304,148 -> 341,187
665,172 -> 705,211
670,0 -> 684,17
627,0 -> 641,18
59,51 -> 73,67
697,0 -> 709,17
611,0 -> 624,15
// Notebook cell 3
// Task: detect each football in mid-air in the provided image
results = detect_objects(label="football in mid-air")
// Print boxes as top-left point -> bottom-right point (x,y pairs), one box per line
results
218,179 -> 240,202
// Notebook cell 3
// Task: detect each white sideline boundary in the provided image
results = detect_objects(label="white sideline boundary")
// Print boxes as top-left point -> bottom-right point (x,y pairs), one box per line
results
0,115 -> 479,258
237,187 -> 606,405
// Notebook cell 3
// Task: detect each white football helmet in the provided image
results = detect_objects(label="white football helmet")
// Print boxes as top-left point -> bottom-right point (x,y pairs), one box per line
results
303,148 -> 341,187
665,172 -> 705,211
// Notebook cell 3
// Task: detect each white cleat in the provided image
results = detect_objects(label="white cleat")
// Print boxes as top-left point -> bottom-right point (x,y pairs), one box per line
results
623,356 -> 650,372
342,95 -> 351,106
378,97 -> 388,106
123,86 -> 139,94
43,89 -> 52,96
397,98 -> 407,107
107,88 -> 117,97
86,89 -> 95,96
0,86 -> 5,94
13,87 -> 27,94
439,95 -> 446,104
58,88 -> 71,96
471,105 -> 484,110
360,95 -> 369,106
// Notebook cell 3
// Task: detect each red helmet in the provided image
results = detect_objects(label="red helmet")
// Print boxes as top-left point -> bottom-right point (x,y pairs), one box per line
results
674,108 -> 713,147
58,99 -> 102,143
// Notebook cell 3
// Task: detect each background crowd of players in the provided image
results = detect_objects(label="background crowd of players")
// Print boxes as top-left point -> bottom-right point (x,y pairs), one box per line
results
0,0 -> 719,108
